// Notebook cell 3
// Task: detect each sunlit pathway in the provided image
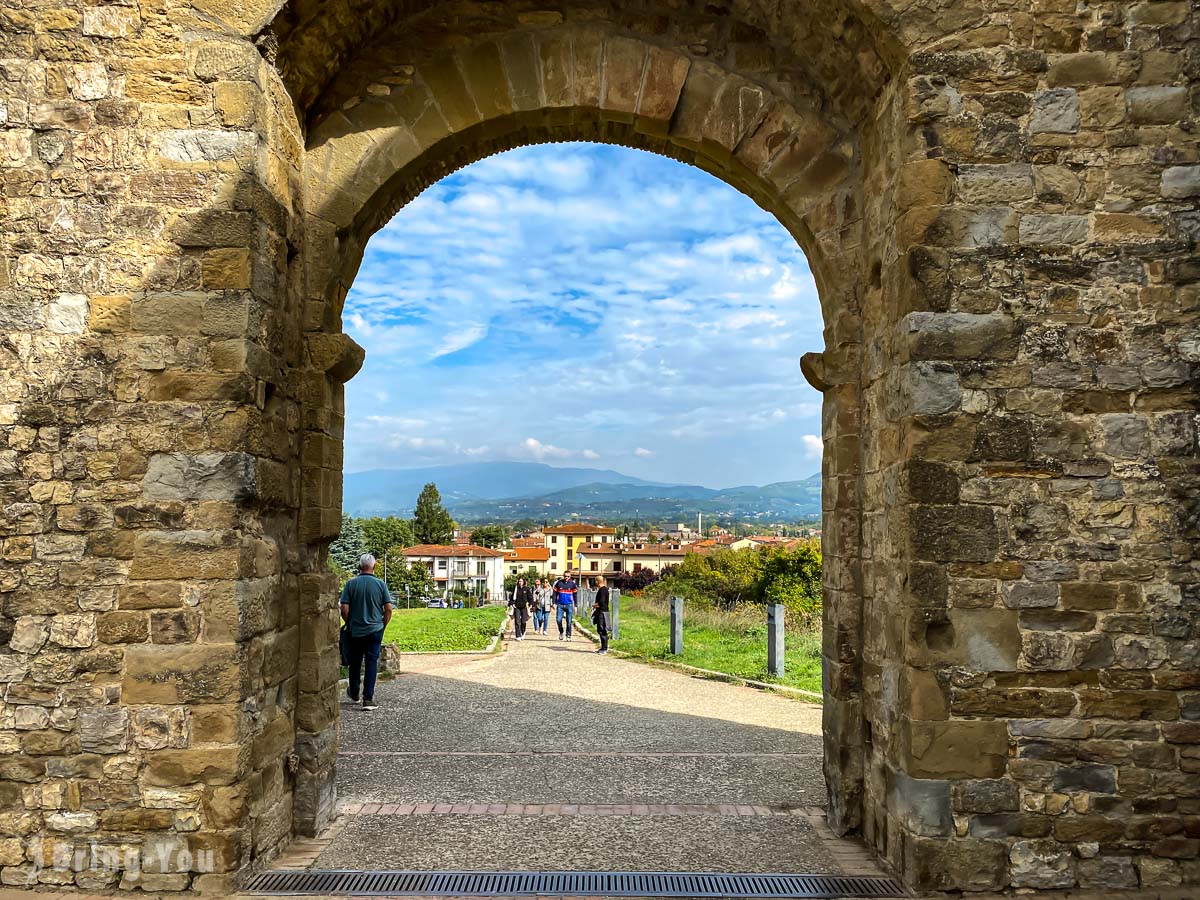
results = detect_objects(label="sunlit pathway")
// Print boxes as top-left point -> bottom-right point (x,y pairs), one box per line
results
282,631 -> 883,877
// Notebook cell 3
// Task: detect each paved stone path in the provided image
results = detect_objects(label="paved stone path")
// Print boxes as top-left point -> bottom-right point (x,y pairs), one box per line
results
281,629 -> 884,877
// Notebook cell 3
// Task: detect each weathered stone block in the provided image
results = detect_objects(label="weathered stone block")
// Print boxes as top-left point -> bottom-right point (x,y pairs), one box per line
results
150,609 -> 201,644
904,312 -> 1015,361
130,292 -> 205,336
903,719 -> 1008,779
910,506 -> 998,562
48,614 -> 94,649
901,362 -> 961,415
889,770 -> 952,836
78,707 -> 128,754
1126,86 -> 1189,124
133,706 -> 190,750
636,47 -> 689,132
1162,166 -> 1200,199
96,611 -> 148,644
953,778 -> 1018,814
1078,855 -> 1138,889
193,42 -> 259,83
9,618 -> 48,655
143,748 -> 245,786
1010,839 -> 1075,888
1030,88 -> 1079,133
122,644 -> 240,703
129,531 -> 240,580
1019,214 -> 1089,246
602,36 -> 645,118
201,248 -> 251,290
1053,763 -> 1116,793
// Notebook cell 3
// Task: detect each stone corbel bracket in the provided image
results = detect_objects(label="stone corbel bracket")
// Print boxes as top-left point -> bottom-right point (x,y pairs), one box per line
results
800,351 -> 829,392
801,346 -> 857,393
306,332 -> 365,384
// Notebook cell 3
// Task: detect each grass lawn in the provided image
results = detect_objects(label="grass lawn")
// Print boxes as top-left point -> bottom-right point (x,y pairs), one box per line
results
605,597 -> 823,696
381,605 -> 508,652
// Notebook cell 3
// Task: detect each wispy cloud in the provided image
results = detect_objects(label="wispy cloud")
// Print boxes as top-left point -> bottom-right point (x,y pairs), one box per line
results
342,143 -> 824,487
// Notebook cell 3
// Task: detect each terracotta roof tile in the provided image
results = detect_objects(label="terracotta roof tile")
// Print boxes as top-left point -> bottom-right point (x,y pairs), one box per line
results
400,544 -> 508,558
505,547 -> 551,561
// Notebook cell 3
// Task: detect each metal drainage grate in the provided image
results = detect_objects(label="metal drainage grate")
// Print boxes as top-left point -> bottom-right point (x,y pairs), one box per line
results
245,869 -> 907,898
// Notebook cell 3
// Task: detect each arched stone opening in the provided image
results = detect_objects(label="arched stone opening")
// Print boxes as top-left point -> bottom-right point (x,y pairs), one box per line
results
286,0 -> 880,878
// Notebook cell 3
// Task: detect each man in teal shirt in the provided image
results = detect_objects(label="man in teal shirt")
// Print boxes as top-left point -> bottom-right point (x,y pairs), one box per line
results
339,554 -> 393,710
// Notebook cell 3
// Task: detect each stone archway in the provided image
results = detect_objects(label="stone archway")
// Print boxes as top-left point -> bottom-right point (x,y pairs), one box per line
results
286,3 -> 874,857
0,0 -> 1195,896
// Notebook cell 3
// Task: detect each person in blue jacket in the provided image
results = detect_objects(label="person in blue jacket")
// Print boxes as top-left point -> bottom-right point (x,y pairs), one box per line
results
552,572 -> 578,640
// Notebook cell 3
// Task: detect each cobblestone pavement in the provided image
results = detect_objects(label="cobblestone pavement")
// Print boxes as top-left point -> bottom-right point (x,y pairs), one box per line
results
289,631 -> 882,876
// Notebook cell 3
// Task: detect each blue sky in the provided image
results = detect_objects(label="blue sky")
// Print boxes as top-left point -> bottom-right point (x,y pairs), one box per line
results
342,143 -> 824,488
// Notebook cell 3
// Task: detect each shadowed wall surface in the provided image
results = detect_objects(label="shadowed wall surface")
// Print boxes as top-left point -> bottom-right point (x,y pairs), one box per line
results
0,0 -> 1196,895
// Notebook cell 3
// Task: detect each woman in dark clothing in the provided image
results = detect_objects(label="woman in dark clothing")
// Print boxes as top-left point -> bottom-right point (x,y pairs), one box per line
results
510,578 -> 533,641
591,576 -> 611,654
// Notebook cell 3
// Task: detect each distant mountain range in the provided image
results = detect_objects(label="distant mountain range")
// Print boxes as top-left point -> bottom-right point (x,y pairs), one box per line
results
342,462 -> 821,523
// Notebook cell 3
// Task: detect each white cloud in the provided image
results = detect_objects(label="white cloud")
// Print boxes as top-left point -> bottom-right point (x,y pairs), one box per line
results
341,143 -> 825,485
519,438 -> 573,460
801,434 -> 823,461
634,447 -> 655,458
430,323 -> 487,359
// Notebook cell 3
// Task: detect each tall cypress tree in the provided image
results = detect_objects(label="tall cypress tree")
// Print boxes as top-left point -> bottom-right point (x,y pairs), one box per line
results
412,482 -> 455,544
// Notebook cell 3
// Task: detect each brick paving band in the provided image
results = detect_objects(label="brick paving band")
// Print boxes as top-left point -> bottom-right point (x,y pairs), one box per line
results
338,751 -> 821,758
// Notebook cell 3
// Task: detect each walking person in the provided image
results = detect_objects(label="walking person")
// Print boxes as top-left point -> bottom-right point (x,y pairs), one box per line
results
591,576 -> 612,654
532,579 -> 551,634
510,577 -> 533,640
552,571 -> 578,640
339,554 -> 393,711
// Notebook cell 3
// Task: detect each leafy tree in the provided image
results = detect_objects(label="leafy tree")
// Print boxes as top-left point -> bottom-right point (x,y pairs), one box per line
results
504,566 -> 541,594
380,556 -> 437,606
761,541 -> 823,626
471,524 -> 509,549
361,516 -> 414,559
328,514 -> 368,573
413,482 -> 455,544
610,565 -> 671,592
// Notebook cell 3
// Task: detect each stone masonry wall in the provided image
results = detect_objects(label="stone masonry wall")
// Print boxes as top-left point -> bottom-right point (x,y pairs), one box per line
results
0,0 -> 1196,895
0,0 -> 319,890
856,0 -> 1200,891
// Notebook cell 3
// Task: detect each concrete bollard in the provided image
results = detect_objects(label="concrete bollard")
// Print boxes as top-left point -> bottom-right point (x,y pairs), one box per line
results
767,603 -> 784,677
669,596 -> 683,655
611,588 -> 620,640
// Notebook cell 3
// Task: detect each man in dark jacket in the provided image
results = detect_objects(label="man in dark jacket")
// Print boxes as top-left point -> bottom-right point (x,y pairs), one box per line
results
510,577 -> 533,641
591,576 -> 611,654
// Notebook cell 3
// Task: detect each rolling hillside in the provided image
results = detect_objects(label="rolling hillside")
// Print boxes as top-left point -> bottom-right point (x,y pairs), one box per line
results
343,463 -> 821,522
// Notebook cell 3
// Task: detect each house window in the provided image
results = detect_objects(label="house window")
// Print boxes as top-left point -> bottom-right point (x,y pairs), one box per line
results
455,561 -> 467,575
633,563 -> 642,572
551,549 -> 557,558
590,561 -> 598,571
613,562 -> 622,572
550,535 -> 558,544
477,561 -> 486,576
567,550 -> 573,561
437,559 -> 447,571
